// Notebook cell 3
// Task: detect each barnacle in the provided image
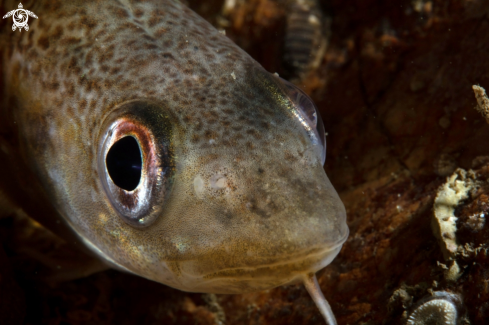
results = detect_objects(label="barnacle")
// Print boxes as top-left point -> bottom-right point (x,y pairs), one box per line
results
406,292 -> 463,325
283,0 -> 328,79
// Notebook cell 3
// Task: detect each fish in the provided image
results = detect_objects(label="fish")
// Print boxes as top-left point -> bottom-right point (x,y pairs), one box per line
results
0,0 -> 348,323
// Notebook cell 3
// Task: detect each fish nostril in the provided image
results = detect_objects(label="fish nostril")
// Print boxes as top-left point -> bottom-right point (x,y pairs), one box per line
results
106,136 -> 142,191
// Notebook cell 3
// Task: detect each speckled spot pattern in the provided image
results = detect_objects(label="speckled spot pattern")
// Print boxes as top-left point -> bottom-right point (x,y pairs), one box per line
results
4,0 -> 255,154
0,0 -> 348,295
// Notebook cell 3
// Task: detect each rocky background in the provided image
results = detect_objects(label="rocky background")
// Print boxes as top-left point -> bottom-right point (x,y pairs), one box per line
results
2,0 -> 489,324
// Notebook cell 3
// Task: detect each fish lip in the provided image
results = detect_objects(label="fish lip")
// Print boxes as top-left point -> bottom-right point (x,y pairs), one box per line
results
184,228 -> 349,282
168,236 -> 348,294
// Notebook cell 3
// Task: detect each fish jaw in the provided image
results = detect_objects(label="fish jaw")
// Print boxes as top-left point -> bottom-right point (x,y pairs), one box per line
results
158,238 -> 346,295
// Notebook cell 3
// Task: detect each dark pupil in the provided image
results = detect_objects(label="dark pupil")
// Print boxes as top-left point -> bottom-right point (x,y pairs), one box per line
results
106,136 -> 142,191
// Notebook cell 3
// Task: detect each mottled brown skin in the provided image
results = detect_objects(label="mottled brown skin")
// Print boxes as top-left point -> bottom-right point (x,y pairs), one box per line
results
0,0 -> 347,295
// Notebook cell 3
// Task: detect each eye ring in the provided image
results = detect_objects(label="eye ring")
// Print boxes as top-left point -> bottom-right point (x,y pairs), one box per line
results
97,100 -> 174,228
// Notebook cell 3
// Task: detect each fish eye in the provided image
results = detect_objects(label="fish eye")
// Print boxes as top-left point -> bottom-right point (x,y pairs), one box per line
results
98,101 -> 173,228
106,136 -> 142,191
277,77 -> 327,165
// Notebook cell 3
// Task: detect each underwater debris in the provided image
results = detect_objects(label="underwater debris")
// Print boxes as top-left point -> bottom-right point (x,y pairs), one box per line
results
432,169 -> 476,260
432,169 -> 477,281
472,85 -> 489,124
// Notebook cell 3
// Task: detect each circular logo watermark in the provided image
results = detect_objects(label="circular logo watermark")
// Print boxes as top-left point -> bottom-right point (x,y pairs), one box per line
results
2,3 -> 38,32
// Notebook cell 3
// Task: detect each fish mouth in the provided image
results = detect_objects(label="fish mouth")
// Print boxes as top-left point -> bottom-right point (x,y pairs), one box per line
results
170,233 -> 348,294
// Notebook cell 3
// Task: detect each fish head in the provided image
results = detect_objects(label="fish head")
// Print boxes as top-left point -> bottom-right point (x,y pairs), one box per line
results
92,66 -> 348,294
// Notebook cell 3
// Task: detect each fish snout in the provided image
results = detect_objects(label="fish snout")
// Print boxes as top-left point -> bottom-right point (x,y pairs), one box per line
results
161,164 -> 348,294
